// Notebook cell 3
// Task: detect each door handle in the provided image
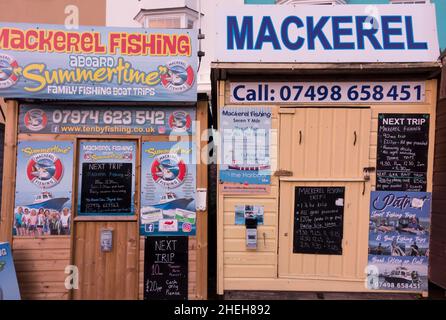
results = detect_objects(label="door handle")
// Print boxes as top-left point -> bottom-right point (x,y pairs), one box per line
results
362,167 -> 376,195
274,169 -> 293,177
363,166 -> 376,181
299,130 -> 302,145
353,131 -> 357,146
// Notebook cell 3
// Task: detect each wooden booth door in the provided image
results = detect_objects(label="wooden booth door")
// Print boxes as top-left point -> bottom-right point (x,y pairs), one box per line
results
278,108 -> 371,289
72,139 -> 139,300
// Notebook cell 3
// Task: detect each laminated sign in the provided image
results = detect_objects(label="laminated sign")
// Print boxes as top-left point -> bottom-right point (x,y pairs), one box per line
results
0,242 -> 21,300
367,191 -> 431,292
140,142 -> 196,236
14,141 -> 74,237
219,106 -> 272,194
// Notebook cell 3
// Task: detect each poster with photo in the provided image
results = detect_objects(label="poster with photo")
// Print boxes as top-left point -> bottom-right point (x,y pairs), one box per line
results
77,141 -> 136,216
219,107 -> 272,194
140,142 -> 196,236
14,141 -> 74,237
234,205 -> 264,225
367,191 -> 431,292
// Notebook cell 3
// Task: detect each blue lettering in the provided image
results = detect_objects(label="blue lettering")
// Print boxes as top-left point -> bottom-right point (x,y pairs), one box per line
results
254,16 -> 281,50
281,16 -> 304,50
332,16 -> 355,50
227,16 -> 253,50
405,16 -> 428,50
355,16 -> 382,50
381,16 -> 404,50
233,85 -> 246,101
307,16 -> 332,50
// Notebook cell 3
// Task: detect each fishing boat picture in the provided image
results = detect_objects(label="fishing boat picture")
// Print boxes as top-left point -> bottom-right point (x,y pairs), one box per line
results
22,191 -> 69,211
227,163 -> 271,171
151,192 -> 194,210
383,266 -> 421,285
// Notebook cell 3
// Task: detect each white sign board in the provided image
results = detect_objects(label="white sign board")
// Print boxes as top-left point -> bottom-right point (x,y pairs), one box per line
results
230,82 -> 425,103
215,4 -> 439,63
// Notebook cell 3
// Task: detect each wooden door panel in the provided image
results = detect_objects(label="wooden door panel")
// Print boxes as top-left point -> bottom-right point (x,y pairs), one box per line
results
73,221 -> 138,300
279,108 -> 371,179
278,108 -> 371,283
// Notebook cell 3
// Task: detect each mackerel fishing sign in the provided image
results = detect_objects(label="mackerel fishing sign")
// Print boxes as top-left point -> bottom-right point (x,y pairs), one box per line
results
215,4 -> 439,63
0,23 -> 197,101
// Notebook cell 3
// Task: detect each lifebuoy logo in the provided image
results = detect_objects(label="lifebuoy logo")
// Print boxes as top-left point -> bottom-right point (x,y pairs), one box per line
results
169,110 -> 192,133
0,53 -> 20,89
26,153 -> 64,188
24,109 -> 48,132
151,153 -> 187,188
161,60 -> 194,93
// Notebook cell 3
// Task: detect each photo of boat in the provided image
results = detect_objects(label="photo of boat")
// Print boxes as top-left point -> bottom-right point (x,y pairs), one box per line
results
227,164 -> 271,171
22,191 -> 69,211
383,266 -> 421,285
151,192 -> 194,210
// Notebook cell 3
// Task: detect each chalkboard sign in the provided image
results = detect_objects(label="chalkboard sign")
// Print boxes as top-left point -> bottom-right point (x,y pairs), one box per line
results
293,187 -> 344,255
144,236 -> 188,300
376,114 -> 429,192
80,162 -> 133,214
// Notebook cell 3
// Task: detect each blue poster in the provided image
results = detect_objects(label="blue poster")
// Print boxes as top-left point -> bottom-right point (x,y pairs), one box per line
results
14,141 -> 74,237
219,107 -> 272,190
0,23 -> 197,101
367,191 -> 431,292
78,141 -> 136,216
140,142 -> 196,236
0,242 -> 21,300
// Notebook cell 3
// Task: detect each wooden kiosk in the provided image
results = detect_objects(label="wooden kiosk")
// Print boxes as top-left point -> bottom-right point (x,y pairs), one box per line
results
212,4 -> 441,296
0,23 -> 208,300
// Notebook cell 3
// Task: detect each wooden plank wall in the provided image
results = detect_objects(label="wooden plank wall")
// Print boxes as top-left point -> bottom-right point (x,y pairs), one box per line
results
217,79 -> 437,293
431,63 -> 446,289
12,237 -> 71,300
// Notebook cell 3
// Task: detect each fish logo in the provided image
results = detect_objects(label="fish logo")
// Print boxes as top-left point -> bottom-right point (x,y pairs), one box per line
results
151,153 -> 187,188
169,111 -> 192,133
24,109 -> 48,132
0,53 -> 20,89
26,153 -> 64,188
159,219 -> 178,232
160,60 -> 194,93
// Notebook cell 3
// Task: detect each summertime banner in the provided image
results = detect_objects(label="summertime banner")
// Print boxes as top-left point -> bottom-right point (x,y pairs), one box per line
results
140,141 -> 196,236
367,191 -> 431,292
77,141 -> 136,216
0,23 -> 197,101
14,141 -> 74,237
19,105 -> 196,136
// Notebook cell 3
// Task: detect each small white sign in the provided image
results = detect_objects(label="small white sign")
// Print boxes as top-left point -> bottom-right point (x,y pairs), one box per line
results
158,219 -> 179,232
230,82 -> 425,104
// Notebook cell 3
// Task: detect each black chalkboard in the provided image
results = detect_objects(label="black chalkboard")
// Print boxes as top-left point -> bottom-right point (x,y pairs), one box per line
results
80,162 -> 133,214
293,187 -> 344,255
144,236 -> 188,300
376,114 -> 429,192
